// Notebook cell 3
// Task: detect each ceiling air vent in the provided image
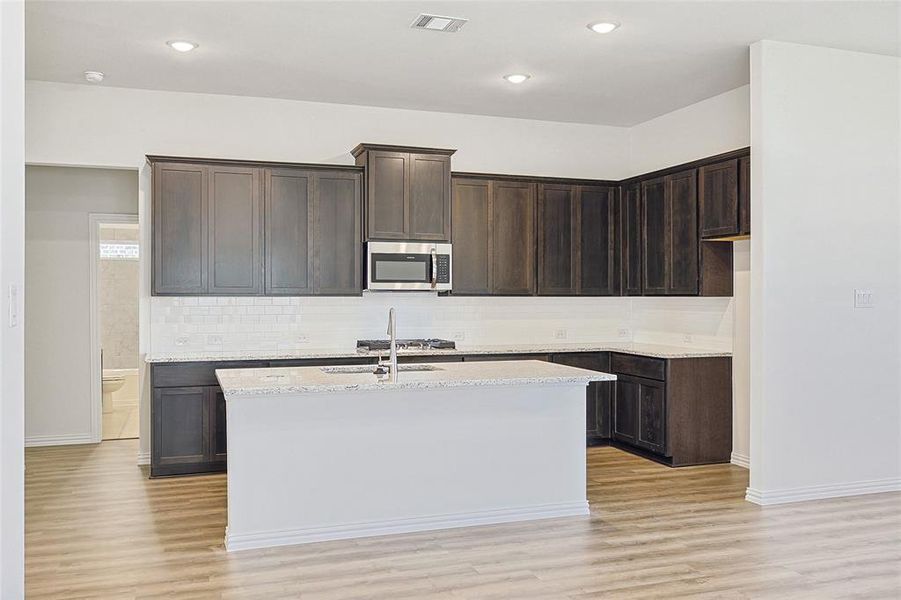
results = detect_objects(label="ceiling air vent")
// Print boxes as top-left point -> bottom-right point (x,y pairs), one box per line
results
410,13 -> 467,33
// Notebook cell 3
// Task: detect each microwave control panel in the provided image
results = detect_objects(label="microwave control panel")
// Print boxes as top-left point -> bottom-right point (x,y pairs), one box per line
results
436,255 -> 450,284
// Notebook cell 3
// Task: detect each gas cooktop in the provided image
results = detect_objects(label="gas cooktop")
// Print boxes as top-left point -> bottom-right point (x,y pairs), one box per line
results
356,338 -> 456,352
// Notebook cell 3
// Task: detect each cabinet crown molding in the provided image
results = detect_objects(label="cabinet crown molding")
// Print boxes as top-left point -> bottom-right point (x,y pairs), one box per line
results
351,143 -> 457,158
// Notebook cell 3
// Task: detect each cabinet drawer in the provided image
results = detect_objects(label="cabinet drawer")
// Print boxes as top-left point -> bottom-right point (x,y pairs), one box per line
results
152,361 -> 268,388
611,353 -> 666,381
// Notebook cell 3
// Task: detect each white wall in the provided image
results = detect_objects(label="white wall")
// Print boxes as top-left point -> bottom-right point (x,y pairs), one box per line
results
749,41 -> 900,504
629,85 -> 750,175
0,1 -> 25,597
24,166 -> 137,446
25,81 -> 631,179
627,85 -> 751,466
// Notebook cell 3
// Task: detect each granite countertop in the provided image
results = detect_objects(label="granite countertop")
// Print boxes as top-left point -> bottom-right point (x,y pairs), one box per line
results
216,360 -> 616,397
146,342 -> 731,364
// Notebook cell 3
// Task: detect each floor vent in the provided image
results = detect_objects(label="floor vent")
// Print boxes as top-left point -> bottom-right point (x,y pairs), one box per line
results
410,13 -> 467,33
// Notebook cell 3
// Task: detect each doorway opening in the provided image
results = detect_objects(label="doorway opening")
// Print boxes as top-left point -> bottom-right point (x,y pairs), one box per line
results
90,215 -> 140,441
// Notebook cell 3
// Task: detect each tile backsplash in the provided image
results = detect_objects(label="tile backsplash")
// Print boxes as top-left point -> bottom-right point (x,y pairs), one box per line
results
149,294 -> 733,355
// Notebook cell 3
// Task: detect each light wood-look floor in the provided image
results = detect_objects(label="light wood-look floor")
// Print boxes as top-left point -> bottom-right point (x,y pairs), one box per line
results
26,440 -> 901,599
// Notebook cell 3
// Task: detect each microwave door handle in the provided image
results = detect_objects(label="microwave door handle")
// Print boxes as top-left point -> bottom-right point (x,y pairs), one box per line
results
430,248 -> 438,288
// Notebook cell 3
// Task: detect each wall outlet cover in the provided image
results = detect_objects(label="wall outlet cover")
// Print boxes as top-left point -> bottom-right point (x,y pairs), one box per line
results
175,336 -> 189,347
683,333 -> 693,344
452,331 -> 466,341
554,328 -> 567,339
854,289 -> 875,308
618,328 -> 630,339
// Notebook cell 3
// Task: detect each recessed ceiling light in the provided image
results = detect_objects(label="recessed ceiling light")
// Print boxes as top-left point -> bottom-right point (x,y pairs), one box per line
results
167,40 -> 198,52
504,73 -> 531,84
84,70 -> 104,83
588,22 -> 620,34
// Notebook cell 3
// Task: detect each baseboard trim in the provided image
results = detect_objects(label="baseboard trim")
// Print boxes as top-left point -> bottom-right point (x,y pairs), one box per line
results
746,478 -> 901,506
730,452 -> 750,469
136,451 -> 150,466
225,500 -> 590,552
25,433 -> 96,447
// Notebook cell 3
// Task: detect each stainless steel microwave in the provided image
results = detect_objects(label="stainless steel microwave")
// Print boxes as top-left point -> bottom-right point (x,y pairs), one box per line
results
366,241 -> 452,291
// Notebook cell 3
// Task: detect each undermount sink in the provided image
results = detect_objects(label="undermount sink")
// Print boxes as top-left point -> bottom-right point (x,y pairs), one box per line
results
320,364 -> 442,375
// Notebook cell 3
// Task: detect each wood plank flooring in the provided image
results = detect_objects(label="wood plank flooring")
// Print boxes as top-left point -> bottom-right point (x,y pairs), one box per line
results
26,440 -> 901,599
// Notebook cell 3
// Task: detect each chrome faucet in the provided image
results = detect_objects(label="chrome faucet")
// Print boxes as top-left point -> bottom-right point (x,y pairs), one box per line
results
385,307 -> 398,383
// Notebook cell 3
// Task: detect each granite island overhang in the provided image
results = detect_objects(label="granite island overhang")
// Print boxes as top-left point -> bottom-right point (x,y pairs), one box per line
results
216,360 -> 615,551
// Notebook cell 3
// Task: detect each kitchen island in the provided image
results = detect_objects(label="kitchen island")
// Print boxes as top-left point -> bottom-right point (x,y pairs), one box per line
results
216,360 -> 614,551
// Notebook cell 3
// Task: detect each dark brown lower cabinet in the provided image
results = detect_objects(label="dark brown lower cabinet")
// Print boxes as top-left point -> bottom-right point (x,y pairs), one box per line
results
611,354 -> 731,466
152,385 -> 215,477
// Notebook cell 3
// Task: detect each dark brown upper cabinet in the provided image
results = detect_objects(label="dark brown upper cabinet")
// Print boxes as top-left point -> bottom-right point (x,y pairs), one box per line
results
264,168 -> 313,295
578,186 -> 618,296
641,170 -> 699,296
699,160 -> 739,238
491,181 -> 536,295
152,162 -> 208,295
451,178 -> 491,294
538,184 -> 578,295
739,155 -> 750,235
353,144 -> 455,241
451,178 -> 536,295
314,171 -> 362,295
208,166 -> 263,295
621,183 -> 642,296
263,168 -> 362,296
151,157 -> 361,297
537,184 -> 618,296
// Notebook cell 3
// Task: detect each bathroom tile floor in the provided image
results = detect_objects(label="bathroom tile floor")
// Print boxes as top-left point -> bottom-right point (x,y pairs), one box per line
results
102,396 -> 139,440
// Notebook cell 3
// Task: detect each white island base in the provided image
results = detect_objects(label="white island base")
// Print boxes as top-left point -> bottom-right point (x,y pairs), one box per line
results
219,361 -> 610,551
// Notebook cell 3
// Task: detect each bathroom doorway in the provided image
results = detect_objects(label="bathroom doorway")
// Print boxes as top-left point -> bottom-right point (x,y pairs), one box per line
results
90,215 -> 140,441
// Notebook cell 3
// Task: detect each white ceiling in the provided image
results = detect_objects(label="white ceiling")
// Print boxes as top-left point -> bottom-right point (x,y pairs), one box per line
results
25,1 -> 900,126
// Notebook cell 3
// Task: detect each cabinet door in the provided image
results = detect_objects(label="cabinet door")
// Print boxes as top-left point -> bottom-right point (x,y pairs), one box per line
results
208,166 -> 262,294
621,183 -> 642,295
491,181 -> 536,295
579,186 -> 617,296
641,177 -> 667,295
666,170 -> 699,295
637,379 -> 667,455
367,150 -> 408,239
613,377 -> 639,444
153,163 -> 207,294
315,171 -> 362,295
409,153 -> 451,241
699,160 -> 739,238
739,155 -> 751,235
451,179 -> 491,294
538,184 -> 577,295
152,386 -> 209,467
209,387 -> 228,465
264,168 -> 313,295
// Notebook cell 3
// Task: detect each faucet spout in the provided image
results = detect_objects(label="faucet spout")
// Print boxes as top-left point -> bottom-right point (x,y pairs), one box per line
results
387,307 -> 398,383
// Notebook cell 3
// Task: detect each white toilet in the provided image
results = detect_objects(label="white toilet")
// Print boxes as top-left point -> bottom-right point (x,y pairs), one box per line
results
101,373 -> 126,413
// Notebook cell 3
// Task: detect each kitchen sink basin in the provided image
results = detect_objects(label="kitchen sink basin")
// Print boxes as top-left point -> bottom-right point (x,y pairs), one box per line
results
320,364 -> 442,375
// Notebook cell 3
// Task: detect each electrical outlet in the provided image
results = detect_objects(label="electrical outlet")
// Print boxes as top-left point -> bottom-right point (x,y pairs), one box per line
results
208,334 -> 223,345
618,328 -> 630,339
296,334 -> 310,344
554,328 -> 567,340
683,333 -> 693,344
175,336 -> 189,347
452,331 -> 466,341
854,289 -> 875,308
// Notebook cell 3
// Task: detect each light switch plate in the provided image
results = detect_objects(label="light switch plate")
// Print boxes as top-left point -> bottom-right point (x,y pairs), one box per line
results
854,289 -> 875,308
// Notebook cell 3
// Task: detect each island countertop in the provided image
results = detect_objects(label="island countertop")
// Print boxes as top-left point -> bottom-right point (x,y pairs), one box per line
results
216,359 -> 616,397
